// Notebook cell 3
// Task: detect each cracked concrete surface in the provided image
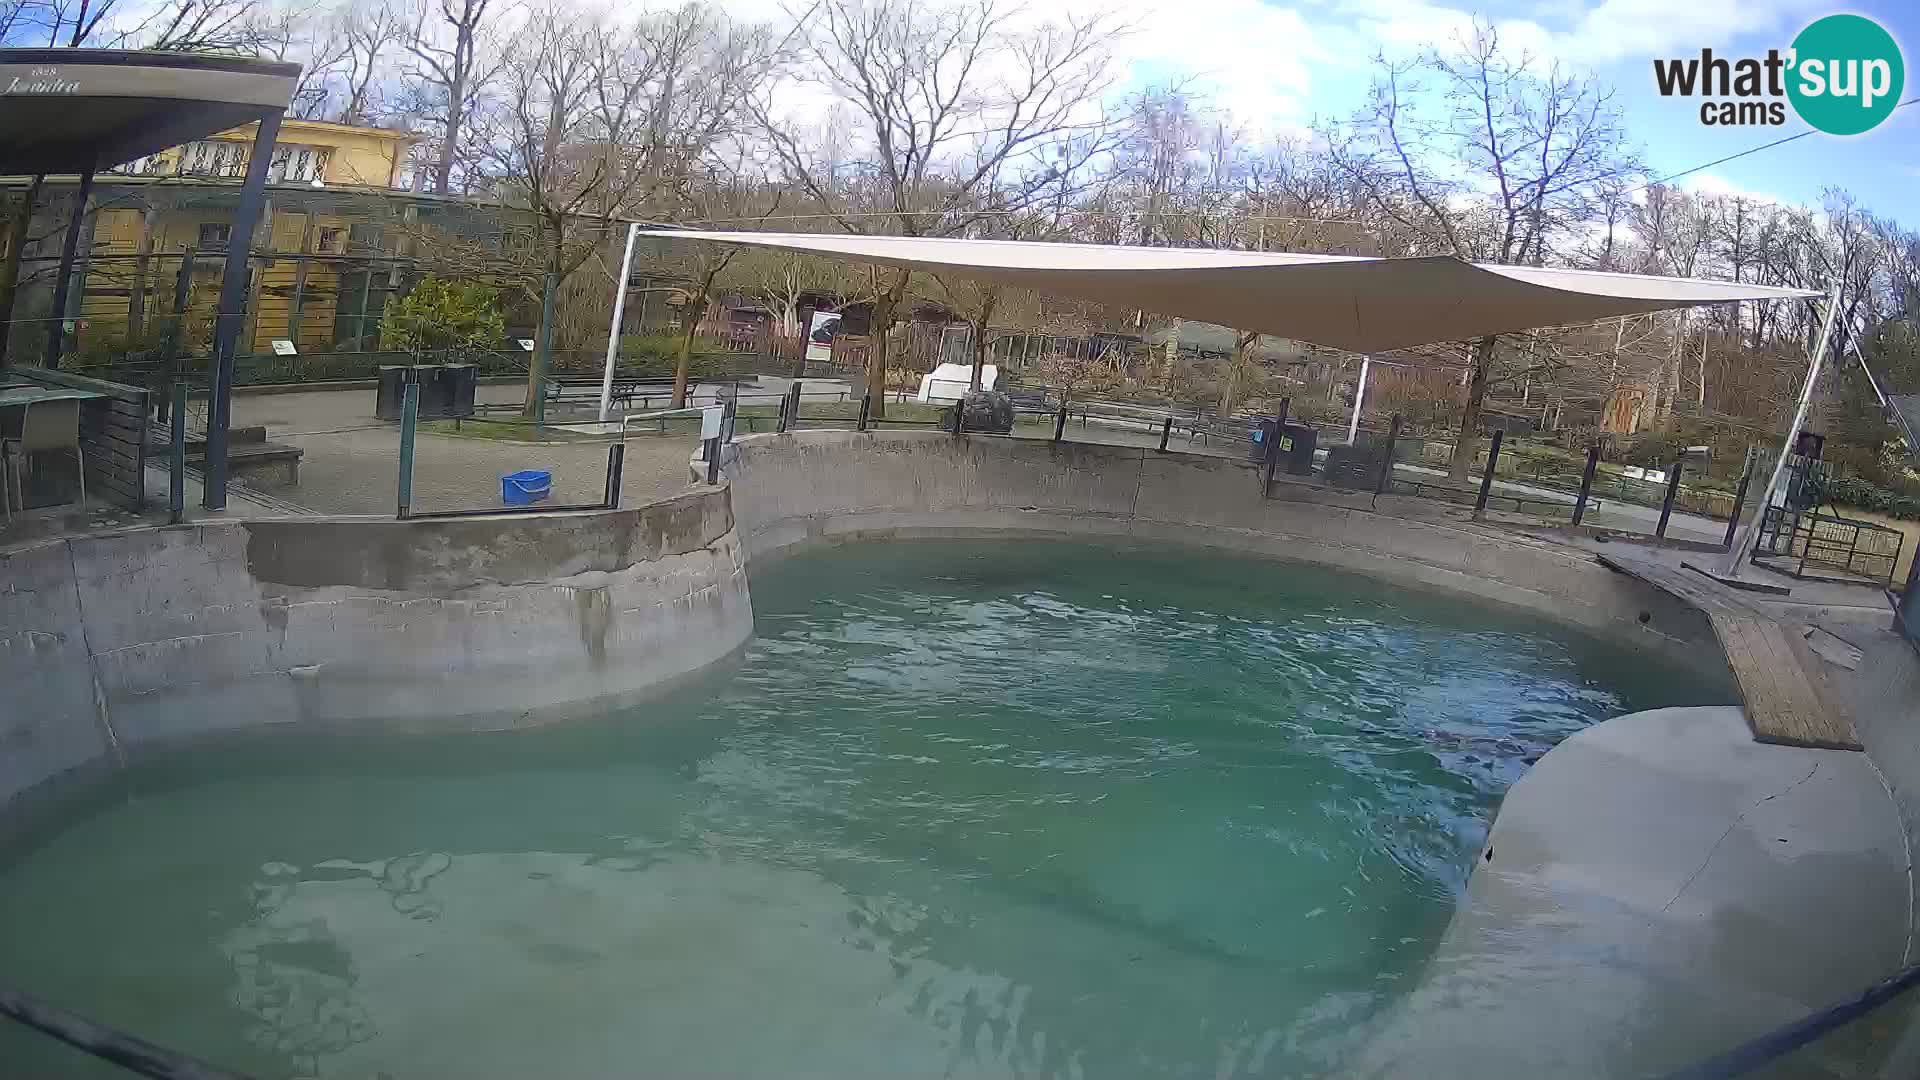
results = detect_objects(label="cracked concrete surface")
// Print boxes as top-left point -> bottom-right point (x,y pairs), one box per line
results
1357,707 -> 1911,1079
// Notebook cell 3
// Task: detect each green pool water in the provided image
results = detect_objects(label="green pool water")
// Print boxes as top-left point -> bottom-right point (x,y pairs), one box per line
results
0,541 -> 1728,1078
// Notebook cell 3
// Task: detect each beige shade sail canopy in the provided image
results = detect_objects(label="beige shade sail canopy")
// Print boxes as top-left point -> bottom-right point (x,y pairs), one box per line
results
642,230 -> 1820,353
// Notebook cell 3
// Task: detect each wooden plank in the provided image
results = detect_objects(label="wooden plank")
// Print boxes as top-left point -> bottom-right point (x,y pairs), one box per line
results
1596,553 -> 1861,751
82,412 -> 146,440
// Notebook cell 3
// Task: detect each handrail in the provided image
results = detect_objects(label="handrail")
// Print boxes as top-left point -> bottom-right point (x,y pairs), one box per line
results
0,984 -> 254,1080
1656,961 -> 1920,1079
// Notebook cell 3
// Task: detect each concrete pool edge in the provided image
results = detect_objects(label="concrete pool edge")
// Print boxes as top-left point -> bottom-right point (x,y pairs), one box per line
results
0,486 -> 754,813
713,429 -> 1732,672
1358,705 -> 1917,1078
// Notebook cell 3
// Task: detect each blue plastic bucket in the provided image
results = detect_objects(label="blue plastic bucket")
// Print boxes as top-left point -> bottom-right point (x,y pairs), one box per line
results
501,469 -> 552,505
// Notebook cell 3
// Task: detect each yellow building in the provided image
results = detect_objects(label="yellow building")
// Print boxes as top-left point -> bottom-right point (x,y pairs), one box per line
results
73,119 -> 419,357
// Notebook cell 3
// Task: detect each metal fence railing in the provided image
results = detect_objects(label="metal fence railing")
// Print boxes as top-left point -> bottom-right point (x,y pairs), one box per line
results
1752,505 -> 1904,586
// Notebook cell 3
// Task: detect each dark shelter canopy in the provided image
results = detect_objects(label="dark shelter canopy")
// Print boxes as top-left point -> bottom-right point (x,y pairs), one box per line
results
0,49 -> 299,174
2,48 -> 300,512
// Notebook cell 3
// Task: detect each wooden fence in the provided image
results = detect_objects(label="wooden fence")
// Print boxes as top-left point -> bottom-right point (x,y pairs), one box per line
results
16,367 -> 150,512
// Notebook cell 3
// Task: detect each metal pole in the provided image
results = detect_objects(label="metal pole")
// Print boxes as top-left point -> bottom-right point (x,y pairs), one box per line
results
603,442 -> 625,508
1656,458 -> 1684,539
1724,451 -> 1755,549
396,380 -> 417,519
204,110 -> 282,511
1347,355 -> 1370,445
44,166 -> 95,368
1572,445 -> 1599,526
532,270 -> 557,426
1053,404 -> 1067,442
1722,282 -> 1842,576
168,382 -> 187,525
0,983 -> 253,1080
857,392 -> 872,431
1262,398 -> 1290,498
1374,414 -> 1403,502
1473,429 -> 1504,519
1158,416 -> 1171,452
598,222 -> 640,423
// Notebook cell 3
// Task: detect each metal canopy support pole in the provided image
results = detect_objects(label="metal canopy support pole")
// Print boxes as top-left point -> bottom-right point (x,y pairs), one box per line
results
204,110 -> 282,510
1721,282 -> 1843,577
1347,355 -> 1370,445
43,166 -> 95,368
598,222 -> 640,423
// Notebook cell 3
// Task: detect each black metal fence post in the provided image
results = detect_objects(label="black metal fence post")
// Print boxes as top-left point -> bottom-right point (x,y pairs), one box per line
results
857,393 -> 871,431
1656,457 -> 1684,539
951,399 -> 965,435
1473,430 -> 1504,519
1373,414 -> 1403,503
1572,445 -> 1599,526
1724,455 -> 1755,550
168,381 -> 187,525
1158,417 -> 1172,452
1262,397 -> 1291,498
603,443 -> 625,508
396,380 -> 418,520
1053,404 -> 1068,443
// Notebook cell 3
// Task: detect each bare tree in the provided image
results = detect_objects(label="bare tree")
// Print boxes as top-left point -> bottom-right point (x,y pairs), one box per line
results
754,0 -> 1128,417
481,3 -> 780,412
405,0 -> 501,195
1326,20 -> 1639,479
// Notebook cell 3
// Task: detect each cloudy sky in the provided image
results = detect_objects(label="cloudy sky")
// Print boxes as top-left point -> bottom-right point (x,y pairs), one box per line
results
961,0 -> 1919,218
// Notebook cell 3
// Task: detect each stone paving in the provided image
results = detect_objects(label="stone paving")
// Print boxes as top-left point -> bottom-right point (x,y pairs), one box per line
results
228,384 -> 704,516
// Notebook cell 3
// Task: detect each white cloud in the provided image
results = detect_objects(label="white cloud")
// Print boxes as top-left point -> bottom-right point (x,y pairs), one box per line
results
1104,0 -> 1322,136
1680,172 -> 1799,207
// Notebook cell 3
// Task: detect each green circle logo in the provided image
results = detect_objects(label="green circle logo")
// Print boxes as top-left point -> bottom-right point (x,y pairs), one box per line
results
1787,14 -> 1904,135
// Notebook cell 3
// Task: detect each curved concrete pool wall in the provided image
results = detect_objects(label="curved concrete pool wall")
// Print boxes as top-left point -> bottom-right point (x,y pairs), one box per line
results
717,429 -> 1918,1075
0,487 -> 752,811
720,428 -> 1729,666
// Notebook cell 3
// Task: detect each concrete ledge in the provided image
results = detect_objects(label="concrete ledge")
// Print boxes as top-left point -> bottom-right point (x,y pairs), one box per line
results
0,489 -> 753,810
1358,706 -> 1912,1079
719,430 -> 1731,670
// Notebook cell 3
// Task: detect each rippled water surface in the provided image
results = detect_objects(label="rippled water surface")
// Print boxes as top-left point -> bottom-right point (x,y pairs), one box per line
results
0,541 -> 1728,1078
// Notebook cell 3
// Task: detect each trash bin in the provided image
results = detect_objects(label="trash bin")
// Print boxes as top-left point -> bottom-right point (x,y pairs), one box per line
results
1280,422 -> 1317,475
441,364 -> 478,419
501,469 -> 552,505
414,364 -> 454,418
375,366 -> 409,420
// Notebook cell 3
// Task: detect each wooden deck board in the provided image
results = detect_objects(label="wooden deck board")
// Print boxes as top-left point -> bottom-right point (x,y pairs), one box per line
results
1596,554 -> 1861,751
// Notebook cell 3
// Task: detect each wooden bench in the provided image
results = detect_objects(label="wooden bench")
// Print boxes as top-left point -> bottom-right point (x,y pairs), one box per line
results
148,423 -> 304,491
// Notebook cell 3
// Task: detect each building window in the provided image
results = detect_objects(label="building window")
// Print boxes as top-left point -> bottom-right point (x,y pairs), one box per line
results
198,223 -> 232,249
268,146 -> 331,184
179,141 -> 249,178
316,227 -> 348,255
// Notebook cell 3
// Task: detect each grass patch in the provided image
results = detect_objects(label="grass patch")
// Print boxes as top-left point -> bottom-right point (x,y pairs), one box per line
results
420,418 -> 607,443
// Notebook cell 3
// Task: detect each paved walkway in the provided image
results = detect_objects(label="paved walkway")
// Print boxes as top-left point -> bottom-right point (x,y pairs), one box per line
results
230,385 -> 703,517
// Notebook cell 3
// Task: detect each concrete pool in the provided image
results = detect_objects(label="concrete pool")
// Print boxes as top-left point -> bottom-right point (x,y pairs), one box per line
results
3,429 -> 1916,1077
0,540 -> 1732,1078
